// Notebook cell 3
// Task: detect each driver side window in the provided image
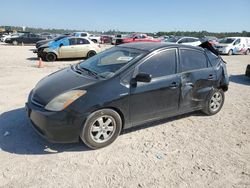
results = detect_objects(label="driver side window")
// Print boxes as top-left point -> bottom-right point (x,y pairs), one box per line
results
234,39 -> 240,45
178,38 -> 186,44
69,38 -> 77,45
138,49 -> 177,78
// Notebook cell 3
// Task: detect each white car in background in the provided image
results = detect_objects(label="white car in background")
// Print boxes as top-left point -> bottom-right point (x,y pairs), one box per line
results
165,36 -> 201,46
72,32 -> 101,43
3,33 -> 24,43
214,37 -> 250,55
0,34 -> 10,42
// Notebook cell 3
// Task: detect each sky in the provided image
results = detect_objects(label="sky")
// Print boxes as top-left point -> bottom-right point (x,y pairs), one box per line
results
1,0 -> 250,33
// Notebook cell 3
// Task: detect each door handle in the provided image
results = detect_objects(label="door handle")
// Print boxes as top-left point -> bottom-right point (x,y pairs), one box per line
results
208,74 -> 214,80
170,82 -> 178,89
185,82 -> 194,87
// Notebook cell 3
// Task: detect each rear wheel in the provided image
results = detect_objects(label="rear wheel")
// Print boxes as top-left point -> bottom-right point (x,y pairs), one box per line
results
45,53 -> 57,62
202,89 -> 224,115
13,40 -> 18,45
87,51 -> 96,58
228,49 -> 233,56
80,109 -> 122,149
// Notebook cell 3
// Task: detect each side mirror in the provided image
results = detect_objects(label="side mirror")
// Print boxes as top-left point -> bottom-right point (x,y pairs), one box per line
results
59,43 -> 63,47
135,73 -> 152,83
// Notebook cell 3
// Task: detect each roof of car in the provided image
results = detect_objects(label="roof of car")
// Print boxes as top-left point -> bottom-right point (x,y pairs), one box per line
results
119,42 -> 203,52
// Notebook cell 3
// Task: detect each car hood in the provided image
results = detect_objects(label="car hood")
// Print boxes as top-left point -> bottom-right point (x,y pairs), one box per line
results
37,39 -> 52,44
31,66 -> 98,105
39,43 -> 50,49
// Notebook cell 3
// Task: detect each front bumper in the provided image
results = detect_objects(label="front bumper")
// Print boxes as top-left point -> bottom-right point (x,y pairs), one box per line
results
25,100 -> 86,143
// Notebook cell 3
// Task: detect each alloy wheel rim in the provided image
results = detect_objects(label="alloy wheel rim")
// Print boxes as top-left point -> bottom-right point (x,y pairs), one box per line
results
209,92 -> 222,112
90,115 -> 116,143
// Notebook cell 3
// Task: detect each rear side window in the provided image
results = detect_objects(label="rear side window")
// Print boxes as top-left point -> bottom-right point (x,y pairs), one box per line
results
187,38 -> 198,42
180,49 -> 207,72
178,38 -> 188,43
205,49 -> 220,66
138,49 -> 176,78
77,38 -> 90,45
81,33 -> 88,37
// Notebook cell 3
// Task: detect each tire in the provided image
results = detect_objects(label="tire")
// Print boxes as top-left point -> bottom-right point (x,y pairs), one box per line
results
45,53 -> 57,62
228,49 -> 233,56
13,40 -> 18,45
245,49 -> 250,55
80,109 -> 122,149
87,51 -> 96,58
202,89 -> 225,116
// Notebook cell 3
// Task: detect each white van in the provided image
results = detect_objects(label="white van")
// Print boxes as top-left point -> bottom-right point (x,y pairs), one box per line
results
214,37 -> 250,55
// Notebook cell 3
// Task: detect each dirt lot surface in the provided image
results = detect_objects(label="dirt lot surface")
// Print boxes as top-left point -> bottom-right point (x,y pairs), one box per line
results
0,43 -> 250,188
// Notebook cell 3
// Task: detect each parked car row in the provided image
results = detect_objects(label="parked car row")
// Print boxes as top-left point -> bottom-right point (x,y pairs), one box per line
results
1,31 -> 249,57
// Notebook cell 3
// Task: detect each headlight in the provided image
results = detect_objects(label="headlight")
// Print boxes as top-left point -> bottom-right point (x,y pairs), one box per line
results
45,90 -> 86,111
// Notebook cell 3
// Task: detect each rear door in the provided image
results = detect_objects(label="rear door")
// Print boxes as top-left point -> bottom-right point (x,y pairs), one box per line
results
178,48 -> 216,111
130,48 -> 181,125
75,38 -> 91,57
30,34 -> 38,43
21,34 -> 29,43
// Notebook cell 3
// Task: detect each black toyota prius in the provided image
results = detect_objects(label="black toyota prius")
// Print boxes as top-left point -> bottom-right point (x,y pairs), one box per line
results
26,42 -> 229,149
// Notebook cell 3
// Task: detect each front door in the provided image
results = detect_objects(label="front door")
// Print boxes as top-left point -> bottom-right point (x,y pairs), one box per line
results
59,38 -> 77,58
129,48 -> 181,126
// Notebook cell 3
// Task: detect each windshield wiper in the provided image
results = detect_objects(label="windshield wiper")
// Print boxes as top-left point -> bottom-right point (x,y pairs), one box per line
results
76,64 -> 101,78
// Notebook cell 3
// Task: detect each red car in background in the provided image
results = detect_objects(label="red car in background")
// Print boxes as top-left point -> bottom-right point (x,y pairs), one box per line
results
115,33 -> 161,45
100,35 -> 112,44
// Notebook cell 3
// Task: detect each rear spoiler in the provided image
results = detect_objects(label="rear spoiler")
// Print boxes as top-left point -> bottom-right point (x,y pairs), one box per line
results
199,41 -> 227,64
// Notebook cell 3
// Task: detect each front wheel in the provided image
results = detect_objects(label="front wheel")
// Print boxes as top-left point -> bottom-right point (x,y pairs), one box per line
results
202,89 -> 225,116
245,49 -> 250,55
80,109 -> 122,149
228,49 -> 233,56
45,53 -> 57,62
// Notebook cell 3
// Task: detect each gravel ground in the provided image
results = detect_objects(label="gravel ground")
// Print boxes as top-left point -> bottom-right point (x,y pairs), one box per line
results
0,43 -> 250,188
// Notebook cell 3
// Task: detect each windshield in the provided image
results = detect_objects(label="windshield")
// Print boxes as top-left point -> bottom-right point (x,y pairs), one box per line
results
78,47 -> 145,78
219,38 -> 235,44
53,35 -> 66,41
